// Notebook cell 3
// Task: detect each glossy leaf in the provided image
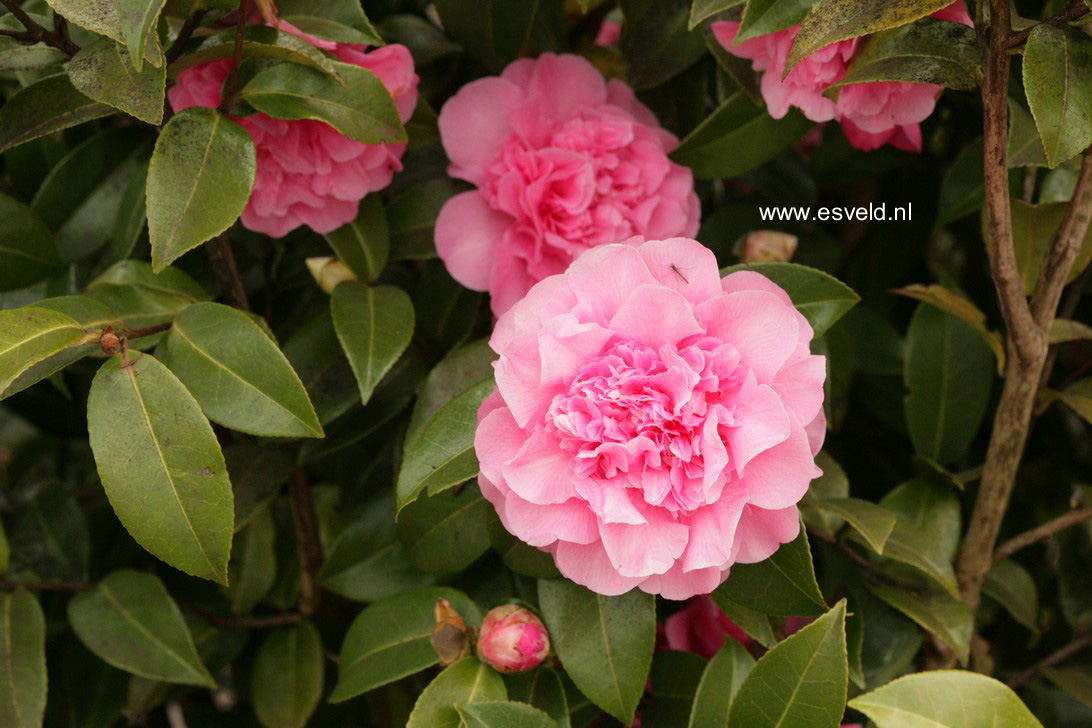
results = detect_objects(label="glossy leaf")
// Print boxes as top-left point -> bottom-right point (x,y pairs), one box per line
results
715,526 -> 828,616
688,639 -> 755,728
407,658 -> 507,728
1044,667 -> 1092,709
282,312 -> 359,425
672,92 -> 812,179
387,178 -> 465,260
830,17 -> 978,91
0,75 -> 112,154
1049,318 -> 1092,344
251,621 -> 324,728
711,593 -> 779,648
983,559 -> 1040,638
799,450 -> 851,538
903,302 -> 994,466
727,600 -> 847,728
788,0 -> 956,71
1008,100 -> 1048,168
689,0 -> 746,28
68,570 -> 215,687
894,284 -> 1004,374
118,0 -> 166,70
227,504 -> 276,615
881,478 -> 962,562
323,195 -> 389,281
457,701 -> 557,728
721,261 -> 860,337
405,338 -> 495,444
319,513 -> 431,603
0,193 -> 62,292
0,590 -> 46,728
849,670 -> 1043,727
487,510 -> 560,579
645,650 -> 708,726
397,486 -> 491,573
396,378 -> 496,510
866,581 -> 972,664
1005,199 -> 1092,295
87,260 -> 206,331
505,668 -> 570,728
6,480 -> 89,582
330,586 -> 482,702
147,108 -> 257,271
937,136 -> 984,228
87,353 -> 234,584
330,282 -> 415,406
162,302 -> 322,438
1043,377 -> 1092,425
736,0 -> 813,42
538,579 -> 656,724
1023,22 -> 1092,168
238,62 -> 406,145
67,37 -> 165,124
274,0 -> 382,45
171,26 -> 341,78
815,498 -> 897,554
620,0 -> 709,91
44,0 -> 163,65
433,0 -> 563,72
224,444 -> 297,531
0,307 -> 99,400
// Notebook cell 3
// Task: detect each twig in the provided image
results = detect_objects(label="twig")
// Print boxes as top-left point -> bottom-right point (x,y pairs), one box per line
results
0,579 -> 91,592
219,0 -> 251,114
288,468 -> 324,617
1040,265 -> 1092,388
1031,152 -> 1092,329
994,505 -> 1092,563
806,524 -> 877,572
1007,632 -> 1092,689
166,9 -> 209,64
125,321 -> 173,339
205,232 -> 251,311
0,0 -> 79,55
178,601 -> 301,630
1005,2 -> 1092,49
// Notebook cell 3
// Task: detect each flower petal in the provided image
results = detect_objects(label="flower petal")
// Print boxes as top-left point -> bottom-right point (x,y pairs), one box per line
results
435,191 -> 509,291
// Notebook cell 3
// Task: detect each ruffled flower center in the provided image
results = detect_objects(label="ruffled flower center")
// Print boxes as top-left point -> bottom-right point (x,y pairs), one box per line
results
546,338 -> 742,513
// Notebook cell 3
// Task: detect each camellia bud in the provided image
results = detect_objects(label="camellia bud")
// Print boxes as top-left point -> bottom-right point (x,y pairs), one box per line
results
476,605 -> 550,674
99,327 -> 120,356
734,230 -> 798,263
305,256 -> 357,294
431,598 -> 471,666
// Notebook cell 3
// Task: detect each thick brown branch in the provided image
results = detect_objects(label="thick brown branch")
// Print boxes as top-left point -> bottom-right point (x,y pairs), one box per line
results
288,469 -> 324,617
1007,632 -> 1092,689
1005,3 -> 1092,49
0,579 -> 91,592
994,505 -> 1092,563
0,0 -> 78,55
125,321 -> 173,339
205,232 -> 251,311
1031,152 -> 1092,328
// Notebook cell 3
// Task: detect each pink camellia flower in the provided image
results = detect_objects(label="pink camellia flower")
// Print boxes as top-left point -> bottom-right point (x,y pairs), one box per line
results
168,24 -> 418,238
664,595 -> 753,657
713,1 -> 971,152
595,17 -> 622,46
475,238 -> 826,599
476,605 -> 551,674
435,53 -> 700,316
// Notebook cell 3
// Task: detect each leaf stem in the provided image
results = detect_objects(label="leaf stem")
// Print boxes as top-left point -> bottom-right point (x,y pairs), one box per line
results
288,468 -> 324,617
177,601 -> 301,629
219,0 -> 251,115
125,321 -> 174,339
0,579 -> 91,591
1005,2 -> 1092,49
1007,632 -> 1092,689
0,0 -> 79,55
993,505 -> 1092,563
205,232 -> 251,311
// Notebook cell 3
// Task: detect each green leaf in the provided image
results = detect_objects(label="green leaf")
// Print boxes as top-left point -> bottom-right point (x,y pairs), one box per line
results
147,107 -> 257,271
44,0 -> 163,66
413,260 -> 483,354
34,296 -> 119,332
433,0 -> 563,72
118,0 -> 167,70
815,498 -> 897,554
406,338 -> 495,444
407,658 -> 507,728
866,580 -> 972,664
68,570 -> 215,687
162,302 -> 323,438
0,15 -> 65,72
396,378 -> 496,510
238,62 -> 406,145
903,302 -> 994,466
0,193 -> 61,292
715,525 -> 828,616
1043,377 -> 1092,425
227,504 -> 276,615
799,451 -> 850,538
1044,667 -> 1092,709
87,353 -> 234,584
1023,22 -> 1092,168
251,621 -> 324,728
983,559 -> 1040,638
671,92 -> 813,179
736,0 -> 813,43
6,480 -> 89,582
0,307 -> 100,400
487,509 -> 560,579
1003,199 -> 1092,295
331,282 -> 415,406
688,639 -> 755,728
721,261 -> 860,337
711,593 -> 779,649
282,311 -> 359,425
895,284 -> 1005,375
323,195 -> 389,281
829,17 -> 978,91
319,512 -> 432,603
505,668 -> 570,728
620,0 -> 709,91
87,260 -> 206,332
273,0 -> 383,45
170,26 -> 342,79
689,0 -> 746,29
224,443 -> 297,531
788,0 -> 956,71
881,477 -> 962,562
0,520 -> 7,574
538,579 -> 656,724
52,636 -> 128,728
644,650 -> 708,726
1008,100 -> 1049,168
727,600 -> 847,728
396,486 -> 491,573
849,670 -> 1043,727
330,586 -> 482,702
0,590 -> 46,728
0,75 -> 112,154
456,701 -> 557,728
67,38 -> 166,124
1049,318 -> 1092,344
937,136 -> 984,228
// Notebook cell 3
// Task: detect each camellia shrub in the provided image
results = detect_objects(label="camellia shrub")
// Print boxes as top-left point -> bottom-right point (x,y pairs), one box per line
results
3,0 -> 1092,725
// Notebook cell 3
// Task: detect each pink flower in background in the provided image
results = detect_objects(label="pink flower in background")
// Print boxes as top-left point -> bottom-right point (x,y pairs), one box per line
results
664,595 -> 752,656
712,1 -> 971,152
475,238 -> 826,599
595,17 -> 622,46
168,23 -> 418,238
476,605 -> 551,673
435,53 -> 700,316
